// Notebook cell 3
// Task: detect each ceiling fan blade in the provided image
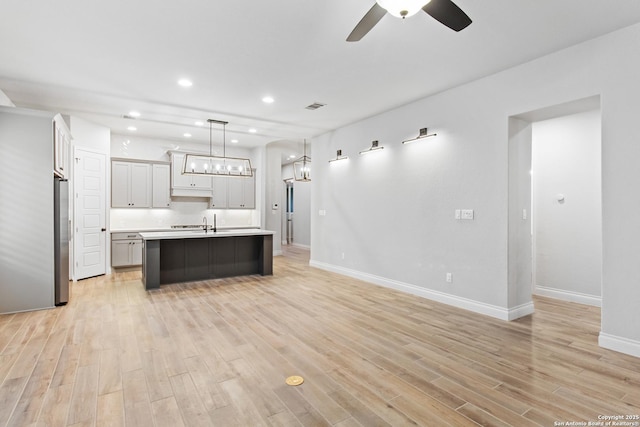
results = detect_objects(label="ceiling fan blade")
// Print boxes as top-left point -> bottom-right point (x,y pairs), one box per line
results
347,3 -> 387,42
422,0 -> 471,32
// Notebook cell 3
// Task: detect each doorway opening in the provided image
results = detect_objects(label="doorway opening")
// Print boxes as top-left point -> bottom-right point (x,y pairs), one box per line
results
285,179 -> 294,245
508,95 -> 602,316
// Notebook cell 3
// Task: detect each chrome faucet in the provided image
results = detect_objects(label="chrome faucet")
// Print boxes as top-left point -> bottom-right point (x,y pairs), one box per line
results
202,216 -> 208,232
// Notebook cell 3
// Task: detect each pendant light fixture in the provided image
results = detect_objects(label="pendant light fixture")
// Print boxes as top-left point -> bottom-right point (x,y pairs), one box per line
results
182,119 -> 253,177
293,139 -> 311,182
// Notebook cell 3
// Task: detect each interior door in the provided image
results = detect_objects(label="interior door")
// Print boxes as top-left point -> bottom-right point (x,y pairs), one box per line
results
74,148 -> 107,280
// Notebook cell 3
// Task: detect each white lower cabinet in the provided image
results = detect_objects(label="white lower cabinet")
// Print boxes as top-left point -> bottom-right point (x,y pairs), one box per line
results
111,233 -> 143,267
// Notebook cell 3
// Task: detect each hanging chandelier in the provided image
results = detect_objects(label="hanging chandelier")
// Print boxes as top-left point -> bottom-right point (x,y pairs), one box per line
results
182,119 -> 253,177
293,139 -> 311,182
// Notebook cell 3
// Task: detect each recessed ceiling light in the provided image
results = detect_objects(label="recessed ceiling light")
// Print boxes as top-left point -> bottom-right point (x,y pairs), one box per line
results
128,111 -> 141,118
127,126 -> 137,131
178,79 -> 193,87
249,128 -> 257,133
231,139 -> 239,143
195,121 -> 204,126
289,155 -> 296,159
262,96 -> 275,104
183,133 -> 192,138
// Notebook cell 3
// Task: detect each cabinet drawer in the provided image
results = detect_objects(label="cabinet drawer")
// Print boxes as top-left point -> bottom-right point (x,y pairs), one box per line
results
112,232 -> 141,240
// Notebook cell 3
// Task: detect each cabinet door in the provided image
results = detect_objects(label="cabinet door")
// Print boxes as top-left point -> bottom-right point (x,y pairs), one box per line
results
152,164 -> 171,208
171,153 -> 192,189
242,174 -> 255,209
112,240 -> 132,266
227,178 -> 245,208
111,161 -> 132,207
227,175 -> 255,209
210,176 -> 228,208
130,240 -> 143,265
191,174 -> 212,190
129,163 -> 152,207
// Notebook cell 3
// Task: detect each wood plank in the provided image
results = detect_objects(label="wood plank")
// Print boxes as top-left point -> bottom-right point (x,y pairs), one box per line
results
96,390 -> 125,427
66,364 -> 99,425
0,248 -> 637,427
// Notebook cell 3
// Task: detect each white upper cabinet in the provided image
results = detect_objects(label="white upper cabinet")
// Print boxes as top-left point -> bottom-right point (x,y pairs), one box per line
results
227,173 -> 255,209
53,115 -> 71,179
152,163 -> 171,208
210,176 -> 228,209
170,152 -> 213,197
111,161 -> 152,208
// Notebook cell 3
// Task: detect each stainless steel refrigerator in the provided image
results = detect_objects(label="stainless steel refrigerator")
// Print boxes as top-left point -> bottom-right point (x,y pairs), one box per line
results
54,177 -> 69,305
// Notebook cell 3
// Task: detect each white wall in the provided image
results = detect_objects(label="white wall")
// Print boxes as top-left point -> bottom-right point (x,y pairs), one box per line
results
109,134 -> 261,230
0,107 -> 56,313
311,23 -> 640,357
0,89 -> 14,107
532,110 -> 602,305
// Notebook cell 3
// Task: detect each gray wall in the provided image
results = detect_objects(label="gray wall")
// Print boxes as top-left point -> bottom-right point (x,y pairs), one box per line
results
311,22 -> 640,357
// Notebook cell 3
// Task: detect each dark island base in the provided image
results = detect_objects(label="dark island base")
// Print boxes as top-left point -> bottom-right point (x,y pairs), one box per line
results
142,235 -> 273,290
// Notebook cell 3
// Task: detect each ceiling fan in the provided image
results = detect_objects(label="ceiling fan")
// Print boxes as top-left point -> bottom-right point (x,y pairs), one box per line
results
347,0 -> 471,42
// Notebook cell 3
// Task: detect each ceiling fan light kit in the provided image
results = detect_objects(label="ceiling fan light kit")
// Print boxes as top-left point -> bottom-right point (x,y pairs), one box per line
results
347,0 -> 471,42
376,0 -> 430,18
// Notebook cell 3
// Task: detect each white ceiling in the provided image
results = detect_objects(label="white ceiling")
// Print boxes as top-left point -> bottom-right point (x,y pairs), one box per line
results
2,0 -> 640,155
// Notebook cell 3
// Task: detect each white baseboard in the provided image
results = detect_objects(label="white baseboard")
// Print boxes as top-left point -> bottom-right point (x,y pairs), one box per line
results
273,250 -> 283,256
282,243 -> 311,250
599,332 -> 640,358
291,243 -> 310,250
309,260 -> 534,321
534,285 -> 601,307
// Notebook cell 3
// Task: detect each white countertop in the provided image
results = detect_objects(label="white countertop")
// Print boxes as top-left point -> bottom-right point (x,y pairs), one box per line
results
111,226 -> 261,234
139,229 -> 274,240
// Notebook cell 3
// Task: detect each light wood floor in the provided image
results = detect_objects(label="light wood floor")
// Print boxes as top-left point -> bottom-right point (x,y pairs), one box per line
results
1,246 -> 639,426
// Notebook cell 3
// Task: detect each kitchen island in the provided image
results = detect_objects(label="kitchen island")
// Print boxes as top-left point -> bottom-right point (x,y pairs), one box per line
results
140,229 -> 274,289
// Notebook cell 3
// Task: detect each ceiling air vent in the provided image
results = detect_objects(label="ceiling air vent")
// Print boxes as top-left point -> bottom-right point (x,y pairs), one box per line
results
305,102 -> 326,111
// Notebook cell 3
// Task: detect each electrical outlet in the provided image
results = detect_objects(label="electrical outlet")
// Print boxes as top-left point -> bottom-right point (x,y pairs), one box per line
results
522,209 -> 527,220
446,273 -> 452,283
461,209 -> 474,220
455,209 -> 461,220
341,252 -> 345,260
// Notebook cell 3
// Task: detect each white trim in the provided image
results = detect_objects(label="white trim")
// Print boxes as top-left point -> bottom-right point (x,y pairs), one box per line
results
292,243 -> 310,250
309,260 -> 534,321
273,249 -> 283,256
534,285 -> 601,307
599,332 -> 640,358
